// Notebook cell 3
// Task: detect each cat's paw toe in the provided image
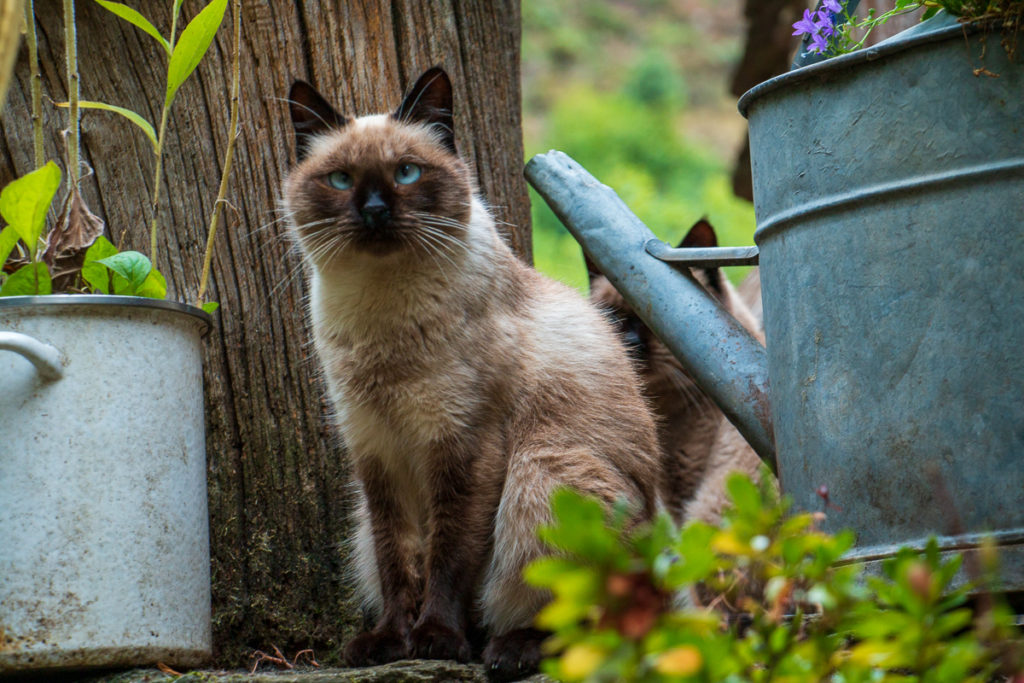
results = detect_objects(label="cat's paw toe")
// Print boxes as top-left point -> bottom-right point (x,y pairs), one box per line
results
409,618 -> 471,662
483,628 -> 546,682
344,629 -> 409,666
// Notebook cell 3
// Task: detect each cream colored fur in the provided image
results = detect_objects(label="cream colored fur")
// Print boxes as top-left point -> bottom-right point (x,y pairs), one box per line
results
284,114 -> 661,637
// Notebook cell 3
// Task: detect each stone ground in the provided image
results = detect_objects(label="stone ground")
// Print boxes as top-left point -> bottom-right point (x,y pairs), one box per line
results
76,661 -> 549,683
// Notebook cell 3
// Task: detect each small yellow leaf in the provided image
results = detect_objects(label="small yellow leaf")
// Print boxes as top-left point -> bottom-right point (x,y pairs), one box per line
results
560,643 -> 606,681
655,645 -> 703,676
711,531 -> 748,556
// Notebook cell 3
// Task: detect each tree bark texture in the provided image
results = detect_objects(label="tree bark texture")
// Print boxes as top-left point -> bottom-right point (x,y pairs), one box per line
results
1,1 -> 528,666
730,0 -> 806,201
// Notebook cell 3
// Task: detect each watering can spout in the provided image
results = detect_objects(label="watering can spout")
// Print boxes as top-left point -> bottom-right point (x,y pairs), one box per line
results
525,150 -> 776,471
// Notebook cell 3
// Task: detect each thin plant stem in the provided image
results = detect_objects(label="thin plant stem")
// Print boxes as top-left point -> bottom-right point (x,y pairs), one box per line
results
23,0 -> 43,168
148,5 -> 182,267
196,0 -> 241,306
148,102 -> 170,265
62,0 -> 79,188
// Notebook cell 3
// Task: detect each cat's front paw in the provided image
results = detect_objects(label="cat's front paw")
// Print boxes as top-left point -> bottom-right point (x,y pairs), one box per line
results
343,629 -> 409,666
409,617 -> 471,662
483,627 -> 546,682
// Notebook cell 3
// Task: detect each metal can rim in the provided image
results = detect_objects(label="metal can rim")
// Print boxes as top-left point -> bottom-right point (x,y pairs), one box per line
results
738,18 -> 974,118
0,294 -> 213,336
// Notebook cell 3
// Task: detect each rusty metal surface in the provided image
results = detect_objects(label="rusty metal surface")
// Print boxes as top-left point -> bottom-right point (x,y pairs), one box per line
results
0,297 -> 212,673
525,151 -> 776,470
742,18 -> 1024,565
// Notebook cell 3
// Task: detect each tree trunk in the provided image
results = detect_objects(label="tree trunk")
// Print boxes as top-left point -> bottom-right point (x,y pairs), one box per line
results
0,0 -> 528,666
730,0 -> 806,201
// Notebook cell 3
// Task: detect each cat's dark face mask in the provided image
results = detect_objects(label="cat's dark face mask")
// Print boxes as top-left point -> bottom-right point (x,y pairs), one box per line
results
285,68 -> 473,261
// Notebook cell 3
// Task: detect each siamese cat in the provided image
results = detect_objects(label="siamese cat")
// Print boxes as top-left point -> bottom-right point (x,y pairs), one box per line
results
283,67 -> 661,680
588,219 -> 765,526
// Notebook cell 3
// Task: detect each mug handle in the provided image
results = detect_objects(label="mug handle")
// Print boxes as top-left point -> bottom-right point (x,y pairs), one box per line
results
0,331 -> 64,381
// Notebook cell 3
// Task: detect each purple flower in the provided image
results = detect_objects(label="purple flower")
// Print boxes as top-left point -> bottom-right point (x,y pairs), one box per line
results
815,9 -> 836,37
809,30 -> 830,53
792,8 -> 819,37
821,0 -> 844,13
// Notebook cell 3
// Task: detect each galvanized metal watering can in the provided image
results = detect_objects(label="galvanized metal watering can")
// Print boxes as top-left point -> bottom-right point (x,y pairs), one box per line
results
526,16 -> 1023,585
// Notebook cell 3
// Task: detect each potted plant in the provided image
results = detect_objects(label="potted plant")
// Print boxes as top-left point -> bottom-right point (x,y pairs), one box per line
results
0,0 -> 240,674
735,0 -> 1022,577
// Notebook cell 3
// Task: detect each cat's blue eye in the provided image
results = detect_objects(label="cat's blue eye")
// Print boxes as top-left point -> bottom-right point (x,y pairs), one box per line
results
395,163 -> 421,185
327,171 -> 353,190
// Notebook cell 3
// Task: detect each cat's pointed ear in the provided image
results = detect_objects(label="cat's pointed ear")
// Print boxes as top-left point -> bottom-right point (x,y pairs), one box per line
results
678,217 -> 718,249
288,80 -> 348,161
394,66 -> 456,154
679,218 -> 726,297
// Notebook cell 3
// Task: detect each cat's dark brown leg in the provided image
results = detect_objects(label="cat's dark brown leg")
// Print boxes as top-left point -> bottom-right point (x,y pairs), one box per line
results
408,439 -> 498,662
344,467 -> 418,667
482,627 -> 548,682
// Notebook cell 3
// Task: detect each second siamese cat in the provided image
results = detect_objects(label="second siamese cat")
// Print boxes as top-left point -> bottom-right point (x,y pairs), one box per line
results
589,219 -> 766,526
283,67 -> 660,680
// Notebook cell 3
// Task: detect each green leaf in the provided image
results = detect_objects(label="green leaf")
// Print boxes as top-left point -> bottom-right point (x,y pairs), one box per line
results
81,235 -> 119,293
0,224 -> 20,267
136,266 -> 167,299
164,0 -> 229,109
201,301 -> 219,313
0,162 -> 62,259
97,251 -> 152,295
922,7 -> 939,19
540,488 -> 624,564
725,472 -> 761,517
0,262 -> 52,296
72,101 -> 158,152
93,0 -> 171,54
523,556 -> 583,588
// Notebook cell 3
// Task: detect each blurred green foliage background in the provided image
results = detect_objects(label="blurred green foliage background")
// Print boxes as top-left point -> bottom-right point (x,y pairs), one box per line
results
521,0 -> 756,289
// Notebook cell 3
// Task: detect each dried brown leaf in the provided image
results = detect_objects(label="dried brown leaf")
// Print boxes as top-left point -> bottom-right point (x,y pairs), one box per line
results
46,186 -> 105,264
44,186 -> 105,291
156,661 -> 182,675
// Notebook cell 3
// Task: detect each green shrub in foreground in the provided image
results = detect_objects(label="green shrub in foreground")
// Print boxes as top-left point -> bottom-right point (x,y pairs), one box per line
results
526,474 -> 1023,682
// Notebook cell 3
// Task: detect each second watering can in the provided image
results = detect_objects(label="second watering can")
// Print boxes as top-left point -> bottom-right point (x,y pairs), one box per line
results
525,18 -> 1023,587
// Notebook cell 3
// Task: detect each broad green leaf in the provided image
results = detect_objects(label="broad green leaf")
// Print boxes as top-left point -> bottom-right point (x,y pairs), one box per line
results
540,488 -> 624,564
165,0 -> 228,108
72,101 -> 158,152
201,301 -> 219,314
0,162 -> 61,259
136,266 -> 167,299
93,1 -> 171,54
97,251 -> 152,295
81,235 -> 119,293
0,224 -> 19,267
725,472 -> 761,517
0,262 -> 52,296
522,556 -> 581,588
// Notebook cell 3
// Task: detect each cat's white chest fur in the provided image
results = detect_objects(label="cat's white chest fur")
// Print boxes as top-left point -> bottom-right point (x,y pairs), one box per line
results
309,267 -> 485,467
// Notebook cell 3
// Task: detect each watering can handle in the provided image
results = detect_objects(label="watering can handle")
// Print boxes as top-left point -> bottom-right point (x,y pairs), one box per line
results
0,331 -> 64,381
645,240 -> 759,268
525,150 -> 776,470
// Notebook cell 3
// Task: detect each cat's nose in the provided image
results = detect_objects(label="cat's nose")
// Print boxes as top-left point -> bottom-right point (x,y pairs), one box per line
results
360,193 -> 391,229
